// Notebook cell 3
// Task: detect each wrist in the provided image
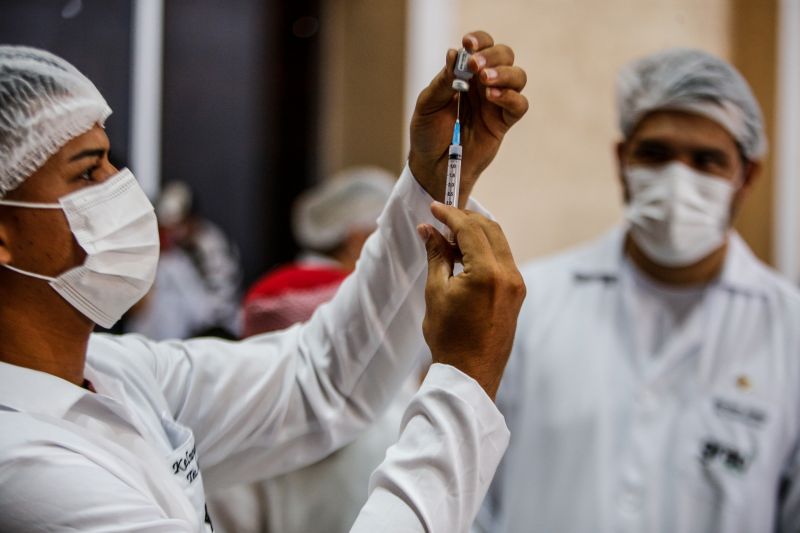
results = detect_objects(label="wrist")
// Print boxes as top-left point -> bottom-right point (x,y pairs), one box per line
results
408,152 -> 441,201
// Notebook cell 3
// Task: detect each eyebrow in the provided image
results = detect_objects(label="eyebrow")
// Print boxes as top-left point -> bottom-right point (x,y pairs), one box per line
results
68,148 -> 107,162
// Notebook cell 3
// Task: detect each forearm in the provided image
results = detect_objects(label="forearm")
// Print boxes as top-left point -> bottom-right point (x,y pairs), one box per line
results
156,166 -> 488,491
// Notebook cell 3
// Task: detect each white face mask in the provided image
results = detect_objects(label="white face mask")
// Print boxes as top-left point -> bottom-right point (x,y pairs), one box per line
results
623,161 -> 737,267
0,168 -> 159,328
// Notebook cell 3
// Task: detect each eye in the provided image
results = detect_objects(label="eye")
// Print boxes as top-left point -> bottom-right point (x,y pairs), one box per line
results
76,165 -> 99,183
693,151 -> 728,173
632,143 -> 672,164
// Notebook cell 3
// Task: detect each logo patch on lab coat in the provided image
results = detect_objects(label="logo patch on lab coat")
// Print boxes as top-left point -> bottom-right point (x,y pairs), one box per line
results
699,439 -> 752,474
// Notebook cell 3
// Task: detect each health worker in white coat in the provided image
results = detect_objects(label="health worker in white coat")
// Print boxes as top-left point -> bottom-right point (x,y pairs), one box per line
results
0,31 -> 529,533
476,48 -> 800,533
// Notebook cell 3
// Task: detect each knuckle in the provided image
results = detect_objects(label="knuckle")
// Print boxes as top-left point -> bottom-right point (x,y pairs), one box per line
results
510,273 -> 527,299
486,219 -> 502,233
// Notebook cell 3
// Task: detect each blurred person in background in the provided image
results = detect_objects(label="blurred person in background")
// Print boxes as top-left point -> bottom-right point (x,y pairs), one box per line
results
0,31 -> 529,533
211,166 -> 429,532
125,181 -> 242,339
476,48 -> 800,533
241,166 -> 395,336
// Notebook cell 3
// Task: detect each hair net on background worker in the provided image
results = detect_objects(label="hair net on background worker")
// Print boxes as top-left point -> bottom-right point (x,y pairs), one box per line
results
157,181 -> 194,227
0,45 -> 112,198
616,47 -> 766,161
292,166 -> 396,251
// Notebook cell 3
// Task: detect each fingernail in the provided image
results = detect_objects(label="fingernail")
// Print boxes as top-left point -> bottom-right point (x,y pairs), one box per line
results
473,54 -> 486,69
483,68 -> 497,80
465,34 -> 478,50
488,88 -> 502,98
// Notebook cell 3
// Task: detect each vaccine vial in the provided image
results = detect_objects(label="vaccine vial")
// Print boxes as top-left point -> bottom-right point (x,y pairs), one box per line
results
452,48 -> 473,92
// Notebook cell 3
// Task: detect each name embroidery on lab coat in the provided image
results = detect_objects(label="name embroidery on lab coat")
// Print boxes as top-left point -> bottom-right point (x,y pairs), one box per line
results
713,398 -> 768,428
172,444 -> 199,484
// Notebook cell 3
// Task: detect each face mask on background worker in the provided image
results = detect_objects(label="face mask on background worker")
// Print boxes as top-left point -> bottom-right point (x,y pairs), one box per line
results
623,161 -> 738,267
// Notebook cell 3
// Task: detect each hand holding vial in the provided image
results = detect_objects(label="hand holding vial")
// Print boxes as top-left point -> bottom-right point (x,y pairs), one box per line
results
409,31 -> 528,208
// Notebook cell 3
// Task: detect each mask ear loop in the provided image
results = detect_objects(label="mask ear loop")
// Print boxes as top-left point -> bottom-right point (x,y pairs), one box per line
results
2,263 -> 58,282
0,199 -> 61,209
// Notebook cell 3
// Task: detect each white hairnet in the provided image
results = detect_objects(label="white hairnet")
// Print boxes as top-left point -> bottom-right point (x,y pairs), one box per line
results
157,181 -> 193,227
0,45 -> 112,197
616,48 -> 766,160
292,166 -> 395,251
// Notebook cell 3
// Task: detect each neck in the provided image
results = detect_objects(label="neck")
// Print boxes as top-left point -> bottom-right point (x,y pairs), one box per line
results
624,232 -> 729,286
330,249 -> 357,272
0,278 -> 94,386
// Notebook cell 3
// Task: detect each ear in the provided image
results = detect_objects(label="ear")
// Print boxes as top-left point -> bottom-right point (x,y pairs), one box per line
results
615,141 -> 631,203
740,160 -> 761,192
730,160 -> 761,220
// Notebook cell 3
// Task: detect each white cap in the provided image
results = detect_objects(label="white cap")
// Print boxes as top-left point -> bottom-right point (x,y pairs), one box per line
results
156,181 -> 193,227
292,166 -> 395,251
0,46 -> 112,197
616,48 -> 766,160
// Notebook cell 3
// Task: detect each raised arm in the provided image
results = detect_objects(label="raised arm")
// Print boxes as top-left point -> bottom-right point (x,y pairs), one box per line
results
142,31 -> 528,502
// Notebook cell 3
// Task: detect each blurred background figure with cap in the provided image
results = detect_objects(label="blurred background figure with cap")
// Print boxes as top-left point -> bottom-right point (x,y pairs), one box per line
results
124,180 -> 242,340
475,48 -> 800,533
208,165 -> 427,533
241,166 -> 395,336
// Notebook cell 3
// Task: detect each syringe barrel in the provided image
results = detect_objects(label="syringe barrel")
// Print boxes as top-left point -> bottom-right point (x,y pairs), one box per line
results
445,144 -> 462,207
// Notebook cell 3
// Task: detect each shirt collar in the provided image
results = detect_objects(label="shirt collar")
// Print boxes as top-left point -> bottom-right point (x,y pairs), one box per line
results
572,225 -> 768,297
0,360 -> 90,418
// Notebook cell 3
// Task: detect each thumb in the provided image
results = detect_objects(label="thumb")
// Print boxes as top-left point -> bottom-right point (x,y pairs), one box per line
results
414,49 -> 458,116
418,224 -> 453,288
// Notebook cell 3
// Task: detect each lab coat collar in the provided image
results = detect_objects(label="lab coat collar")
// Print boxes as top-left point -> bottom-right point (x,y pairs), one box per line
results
572,224 -> 769,297
0,360 -> 89,418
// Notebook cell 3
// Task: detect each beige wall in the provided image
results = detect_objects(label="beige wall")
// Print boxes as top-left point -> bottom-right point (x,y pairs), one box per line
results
729,0 -> 777,264
319,0 -> 778,266
455,0 -> 735,264
318,0 -> 407,179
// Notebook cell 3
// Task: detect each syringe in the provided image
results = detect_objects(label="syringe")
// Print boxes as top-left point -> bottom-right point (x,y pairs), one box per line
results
446,48 -> 472,208
445,115 -> 462,208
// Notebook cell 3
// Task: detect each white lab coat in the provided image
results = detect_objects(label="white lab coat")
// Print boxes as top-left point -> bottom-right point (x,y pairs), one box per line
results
476,226 -> 800,533
0,167 -> 509,533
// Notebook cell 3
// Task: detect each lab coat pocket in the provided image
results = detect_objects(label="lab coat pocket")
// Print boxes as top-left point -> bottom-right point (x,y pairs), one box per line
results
677,394 -> 769,510
161,414 -> 210,522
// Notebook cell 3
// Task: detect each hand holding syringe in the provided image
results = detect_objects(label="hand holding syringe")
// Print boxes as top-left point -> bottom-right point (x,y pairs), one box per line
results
407,32 -> 529,209
444,48 -> 473,208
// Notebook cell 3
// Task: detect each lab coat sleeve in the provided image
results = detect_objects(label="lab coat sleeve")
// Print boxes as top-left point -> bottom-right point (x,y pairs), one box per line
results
349,364 -> 510,533
145,165 -> 491,491
0,440 -> 194,532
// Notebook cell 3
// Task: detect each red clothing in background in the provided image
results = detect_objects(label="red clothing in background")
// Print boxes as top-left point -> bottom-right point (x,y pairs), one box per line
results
242,262 -> 350,336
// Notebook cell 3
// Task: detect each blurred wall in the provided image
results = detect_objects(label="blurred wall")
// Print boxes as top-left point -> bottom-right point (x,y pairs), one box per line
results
0,0 -> 133,167
456,0 -> 743,264
318,0 -> 407,179
730,0 -> 777,264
